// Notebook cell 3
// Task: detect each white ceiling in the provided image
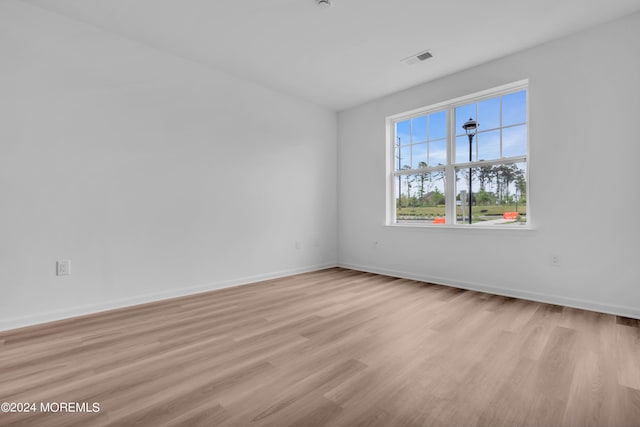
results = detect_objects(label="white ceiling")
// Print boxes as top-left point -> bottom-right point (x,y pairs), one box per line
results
21,0 -> 640,111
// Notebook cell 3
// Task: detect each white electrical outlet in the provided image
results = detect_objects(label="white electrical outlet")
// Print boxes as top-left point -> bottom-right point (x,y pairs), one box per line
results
295,241 -> 301,250
551,255 -> 560,267
57,260 -> 71,276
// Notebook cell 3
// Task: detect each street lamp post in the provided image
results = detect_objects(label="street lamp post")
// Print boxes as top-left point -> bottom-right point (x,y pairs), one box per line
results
462,118 -> 479,224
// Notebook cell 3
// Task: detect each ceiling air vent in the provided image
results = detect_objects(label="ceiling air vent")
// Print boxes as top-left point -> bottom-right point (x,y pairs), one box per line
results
402,49 -> 433,66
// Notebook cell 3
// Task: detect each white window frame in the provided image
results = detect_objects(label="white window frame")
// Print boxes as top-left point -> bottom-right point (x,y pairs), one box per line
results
386,80 -> 530,228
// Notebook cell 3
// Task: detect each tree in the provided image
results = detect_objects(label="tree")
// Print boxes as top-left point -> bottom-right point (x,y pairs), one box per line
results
492,164 -> 517,204
401,165 -> 413,207
416,162 -> 429,204
475,190 -> 494,206
429,189 -> 445,206
515,170 -> 526,199
477,165 -> 493,191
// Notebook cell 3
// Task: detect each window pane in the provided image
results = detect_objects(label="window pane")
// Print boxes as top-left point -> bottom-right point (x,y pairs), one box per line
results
396,120 -> 411,145
429,110 -> 447,140
455,103 -> 476,136
396,172 -> 446,224
399,146 -> 411,170
411,116 -> 427,143
477,129 -> 500,161
428,138 -> 446,166
502,124 -> 527,157
411,143 -> 427,169
502,90 -> 527,126
391,85 -> 528,227
455,162 -> 527,225
455,166 -> 476,224
478,97 -> 500,130
455,135 -> 471,164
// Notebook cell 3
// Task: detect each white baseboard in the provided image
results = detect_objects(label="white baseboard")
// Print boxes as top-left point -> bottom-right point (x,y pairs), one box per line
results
0,262 -> 337,332
338,262 -> 640,320
4,261 -> 637,332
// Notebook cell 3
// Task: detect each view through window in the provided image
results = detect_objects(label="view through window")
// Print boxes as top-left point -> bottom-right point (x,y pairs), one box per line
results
389,81 -> 528,226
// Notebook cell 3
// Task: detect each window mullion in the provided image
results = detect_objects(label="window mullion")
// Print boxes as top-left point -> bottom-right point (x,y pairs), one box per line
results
445,106 -> 456,223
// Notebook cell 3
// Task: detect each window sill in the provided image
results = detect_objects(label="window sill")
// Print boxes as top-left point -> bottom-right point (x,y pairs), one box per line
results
384,223 -> 536,231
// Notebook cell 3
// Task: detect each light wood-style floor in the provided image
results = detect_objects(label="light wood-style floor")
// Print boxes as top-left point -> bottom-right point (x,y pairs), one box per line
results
1,268 -> 639,426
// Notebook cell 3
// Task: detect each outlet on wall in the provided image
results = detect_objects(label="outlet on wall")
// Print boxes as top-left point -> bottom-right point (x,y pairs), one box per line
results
551,255 -> 560,267
57,260 -> 71,276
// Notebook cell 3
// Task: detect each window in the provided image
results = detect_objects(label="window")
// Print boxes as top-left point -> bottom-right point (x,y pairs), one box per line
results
388,81 -> 529,226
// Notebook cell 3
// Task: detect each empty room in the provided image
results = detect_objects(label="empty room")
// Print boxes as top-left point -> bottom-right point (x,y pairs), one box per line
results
2,0 -> 640,426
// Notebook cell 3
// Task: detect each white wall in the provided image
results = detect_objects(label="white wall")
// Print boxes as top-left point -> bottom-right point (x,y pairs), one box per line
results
0,1 -> 337,330
338,12 -> 640,318
2,2 -> 638,332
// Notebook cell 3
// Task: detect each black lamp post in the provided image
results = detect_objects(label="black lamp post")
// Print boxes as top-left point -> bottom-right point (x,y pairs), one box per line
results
462,118 -> 479,224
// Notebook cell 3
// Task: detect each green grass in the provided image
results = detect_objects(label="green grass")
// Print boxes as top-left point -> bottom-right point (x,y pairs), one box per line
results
397,204 -> 526,218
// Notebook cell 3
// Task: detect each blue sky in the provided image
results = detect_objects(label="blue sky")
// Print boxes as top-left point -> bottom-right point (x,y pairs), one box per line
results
396,90 -> 527,169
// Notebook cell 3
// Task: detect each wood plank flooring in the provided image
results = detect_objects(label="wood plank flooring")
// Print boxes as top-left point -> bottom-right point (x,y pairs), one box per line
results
1,267 -> 639,426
